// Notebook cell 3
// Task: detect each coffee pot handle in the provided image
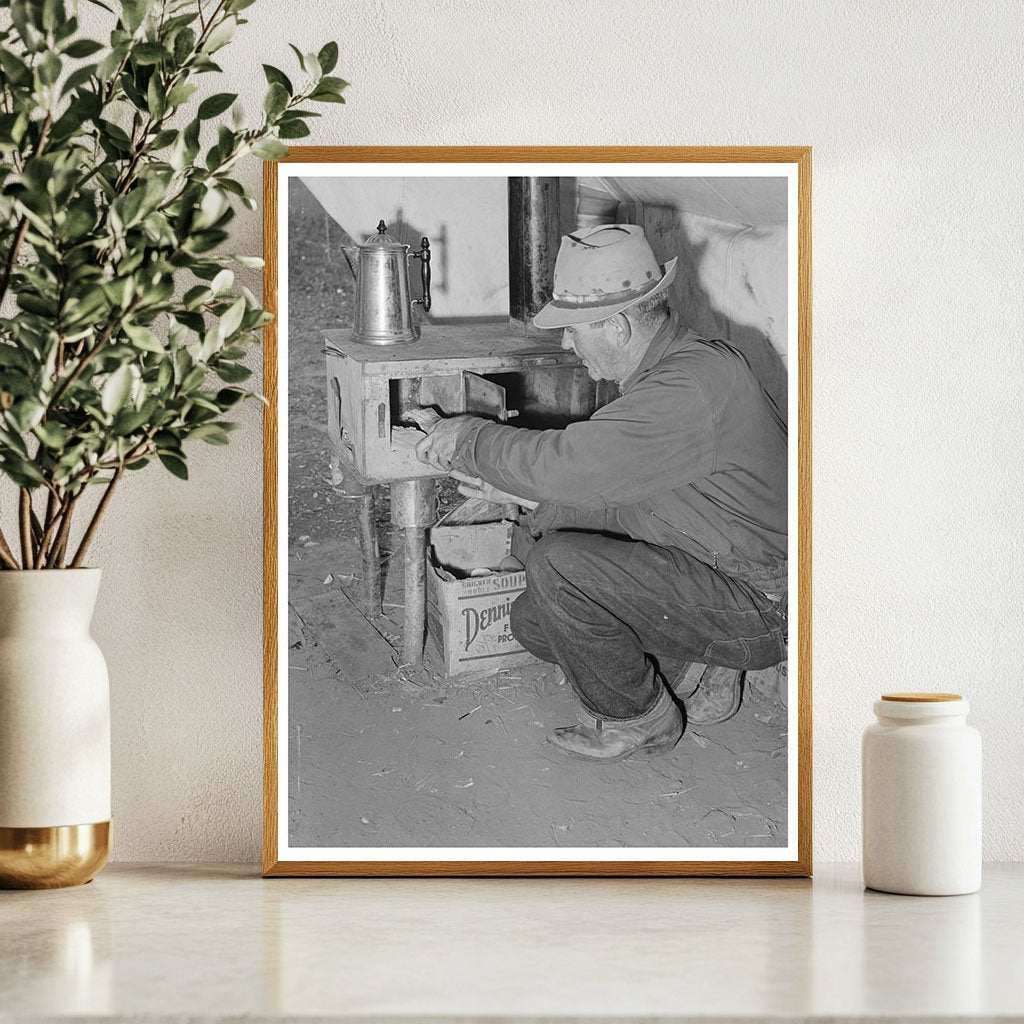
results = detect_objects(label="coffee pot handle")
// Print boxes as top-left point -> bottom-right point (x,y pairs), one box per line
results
411,237 -> 431,312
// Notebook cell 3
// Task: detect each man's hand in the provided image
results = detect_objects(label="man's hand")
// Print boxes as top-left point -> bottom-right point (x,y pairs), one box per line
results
450,470 -> 539,510
414,415 -> 470,472
404,407 -> 441,433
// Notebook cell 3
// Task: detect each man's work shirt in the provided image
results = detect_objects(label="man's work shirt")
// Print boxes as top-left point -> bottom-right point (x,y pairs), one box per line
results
449,313 -> 789,594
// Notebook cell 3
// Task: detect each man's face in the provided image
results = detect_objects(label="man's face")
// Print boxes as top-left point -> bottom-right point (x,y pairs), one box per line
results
561,318 -> 625,381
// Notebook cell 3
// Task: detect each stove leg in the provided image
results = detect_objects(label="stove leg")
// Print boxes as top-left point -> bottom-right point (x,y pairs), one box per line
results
356,489 -> 382,618
401,526 -> 427,665
390,478 -> 438,666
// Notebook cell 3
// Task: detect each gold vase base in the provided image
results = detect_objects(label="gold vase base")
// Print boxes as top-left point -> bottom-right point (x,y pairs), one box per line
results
0,821 -> 110,889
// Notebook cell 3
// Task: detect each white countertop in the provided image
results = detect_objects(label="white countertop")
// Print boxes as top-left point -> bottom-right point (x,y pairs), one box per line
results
1,862 -> 1021,1021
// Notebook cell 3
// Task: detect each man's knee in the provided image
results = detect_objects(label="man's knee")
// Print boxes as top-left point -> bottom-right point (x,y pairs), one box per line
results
524,532 -> 588,592
509,591 -> 545,652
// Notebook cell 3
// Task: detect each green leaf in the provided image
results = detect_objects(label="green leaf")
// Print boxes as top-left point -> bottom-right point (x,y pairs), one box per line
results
172,26 -> 196,65
123,322 -> 164,353
121,0 -> 152,33
277,120 -> 310,140
112,405 -> 151,435
299,51 -> 321,80
102,277 -> 135,309
9,399 -> 45,432
0,49 -> 33,86
158,452 -> 188,479
0,346 -> 30,370
146,74 -> 165,116
251,137 -> 287,160
63,38 -> 104,58
150,128 -> 177,149
154,429 -> 182,453
309,88 -> 346,104
98,118 -> 132,148
41,0 -> 65,32
210,268 -> 234,294
181,365 -> 207,391
214,362 -> 251,384
264,81 -> 288,117
215,388 -> 247,408
96,43 -> 128,81
317,41 -> 339,75
18,292 -> 58,317
61,63 -> 98,96
113,187 -> 148,229
155,359 -> 174,392
34,421 -> 70,449
1,455 -> 46,487
203,15 -> 236,53
318,75 -> 349,93
195,186 -> 227,228
101,365 -> 133,415
189,422 -> 231,445
176,311 -> 206,333
0,422 -> 30,457
10,1 -> 44,52
182,285 -> 212,309
168,119 -> 201,170
166,82 -> 199,107
262,63 -> 292,94
132,42 -> 168,66
55,10 -> 77,39
198,91 -> 237,119
38,51 -> 62,86
217,296 -> 246,339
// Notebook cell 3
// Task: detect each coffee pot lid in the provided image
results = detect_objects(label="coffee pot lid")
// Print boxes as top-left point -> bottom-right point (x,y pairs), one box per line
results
359,219 -> 406,250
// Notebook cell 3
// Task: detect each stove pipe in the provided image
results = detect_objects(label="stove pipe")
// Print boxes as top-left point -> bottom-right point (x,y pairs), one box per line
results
508,177 -> 561,338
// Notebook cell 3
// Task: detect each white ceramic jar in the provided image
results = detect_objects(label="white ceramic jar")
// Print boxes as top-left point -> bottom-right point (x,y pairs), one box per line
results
862,692 -> 981,895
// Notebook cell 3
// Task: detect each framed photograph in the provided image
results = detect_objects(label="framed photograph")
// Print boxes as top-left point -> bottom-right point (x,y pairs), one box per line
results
263,147 -> 811,876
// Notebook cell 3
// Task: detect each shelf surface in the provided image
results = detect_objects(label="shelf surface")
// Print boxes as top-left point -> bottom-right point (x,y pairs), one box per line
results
2,862 -> 1021,1021
323,321 -> 580,375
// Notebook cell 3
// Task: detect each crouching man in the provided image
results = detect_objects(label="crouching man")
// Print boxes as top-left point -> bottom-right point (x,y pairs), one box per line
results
416,224 -> 788,762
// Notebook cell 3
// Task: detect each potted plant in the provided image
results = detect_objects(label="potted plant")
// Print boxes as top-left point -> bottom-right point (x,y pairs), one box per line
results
0,0 -> 346,887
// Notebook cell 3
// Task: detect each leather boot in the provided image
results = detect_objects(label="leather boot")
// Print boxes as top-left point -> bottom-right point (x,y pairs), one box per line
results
674,663 -> 744,725
547,687 -> 683,762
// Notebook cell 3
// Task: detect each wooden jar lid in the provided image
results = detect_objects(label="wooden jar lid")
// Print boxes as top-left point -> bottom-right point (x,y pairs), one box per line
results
881,692 -> 962,702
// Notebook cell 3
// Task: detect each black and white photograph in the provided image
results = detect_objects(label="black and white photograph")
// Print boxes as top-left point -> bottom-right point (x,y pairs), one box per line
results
266,152 -> 809,874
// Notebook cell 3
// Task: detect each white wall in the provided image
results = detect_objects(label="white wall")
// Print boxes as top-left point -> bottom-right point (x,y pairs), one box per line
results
68,0 -> 1024,862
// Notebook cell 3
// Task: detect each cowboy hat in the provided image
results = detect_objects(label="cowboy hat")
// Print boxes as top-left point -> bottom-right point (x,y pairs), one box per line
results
533,223 -> 677,329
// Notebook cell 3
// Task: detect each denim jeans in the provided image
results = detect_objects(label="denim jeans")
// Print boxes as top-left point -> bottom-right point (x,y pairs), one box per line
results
509,530 -> 788,721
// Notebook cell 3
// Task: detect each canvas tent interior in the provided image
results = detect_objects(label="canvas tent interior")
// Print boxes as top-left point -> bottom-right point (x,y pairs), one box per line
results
301,174 -> 789,415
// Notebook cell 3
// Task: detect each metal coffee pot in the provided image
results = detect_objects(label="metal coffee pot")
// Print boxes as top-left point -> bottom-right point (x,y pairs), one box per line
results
344,220 -> 431,345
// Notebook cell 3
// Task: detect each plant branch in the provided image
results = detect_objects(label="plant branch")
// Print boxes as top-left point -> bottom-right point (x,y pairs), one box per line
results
46,299 -> 140,414
0,113 -> 52,308
70,465 -> 124,568
18,489 -> 34,569
0,217 -> 31,310
35,486 -> 66,565
44,490 -> 80,569
29,506 -> 43,545
0,527 -> 20,570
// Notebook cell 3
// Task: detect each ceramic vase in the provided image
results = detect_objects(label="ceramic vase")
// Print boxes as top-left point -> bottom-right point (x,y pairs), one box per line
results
862,692 -> 982,896
0,569 -> 111,888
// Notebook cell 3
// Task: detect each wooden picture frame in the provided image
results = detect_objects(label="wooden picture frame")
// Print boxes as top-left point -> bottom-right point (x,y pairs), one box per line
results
263,147 -> 812,877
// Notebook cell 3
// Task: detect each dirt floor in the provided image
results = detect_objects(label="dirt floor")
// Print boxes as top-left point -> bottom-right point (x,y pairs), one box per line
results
285,178 -> 788,849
